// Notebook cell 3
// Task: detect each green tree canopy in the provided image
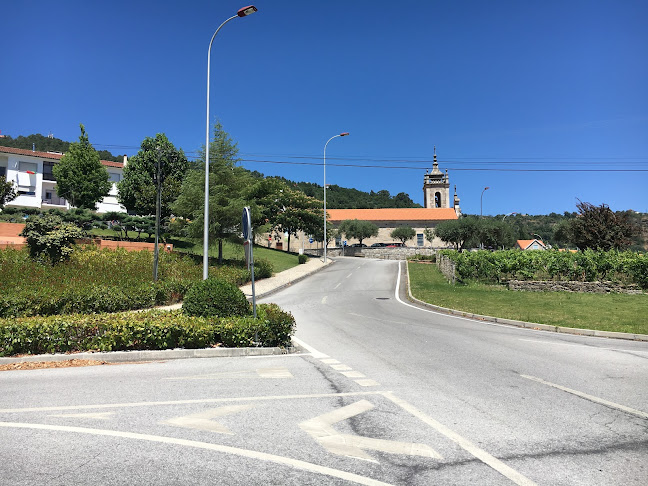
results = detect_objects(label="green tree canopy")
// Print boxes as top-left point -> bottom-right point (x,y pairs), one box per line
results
337,219 -> 379,246
0,176 -> 17,209
52,124 -> 111,210
117,133 -> 189,218
566,201 -> 640,250
390,226 -> 416,244
171,122 -> 250,263
435,217 -> 480,251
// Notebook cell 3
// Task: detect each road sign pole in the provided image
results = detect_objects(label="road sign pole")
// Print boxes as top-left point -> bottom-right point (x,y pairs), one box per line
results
242,207 -> 257,321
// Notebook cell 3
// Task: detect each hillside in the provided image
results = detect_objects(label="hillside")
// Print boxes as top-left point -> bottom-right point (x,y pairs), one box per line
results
0,133 -> 123,162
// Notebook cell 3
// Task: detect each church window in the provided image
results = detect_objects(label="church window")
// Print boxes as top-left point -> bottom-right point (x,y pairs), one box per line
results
434,192 -> 441,208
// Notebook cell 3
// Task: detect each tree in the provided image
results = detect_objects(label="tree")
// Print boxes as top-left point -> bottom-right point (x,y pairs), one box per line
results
478,219 -> 516,249
423,227 -> 435,246
52,124 -> 111,210
390,226 -> 416,245
337,219 -> 379,246
117,133 -> 189,218
254,179 -> 323,252
566,201 -> 640,250
172,122 -> 250,263
0,176 -> 17,209
435,217 -> 480,251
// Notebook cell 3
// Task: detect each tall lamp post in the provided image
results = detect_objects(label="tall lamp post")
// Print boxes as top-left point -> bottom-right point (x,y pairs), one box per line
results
323,132 -> 349,263
203,5 -> 258,280
480,186 -> 490,219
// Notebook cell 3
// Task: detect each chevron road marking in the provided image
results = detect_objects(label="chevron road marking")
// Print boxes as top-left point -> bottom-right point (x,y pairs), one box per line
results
162,404 -> 255,435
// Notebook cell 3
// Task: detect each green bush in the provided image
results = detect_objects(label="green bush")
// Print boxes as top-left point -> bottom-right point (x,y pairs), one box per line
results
298,254 -> 308,264
183,278 -> 251,318
254,258 -> 273,278
439,249 -> 648,288
0,305 -> 296,356
21,213 -> 86,264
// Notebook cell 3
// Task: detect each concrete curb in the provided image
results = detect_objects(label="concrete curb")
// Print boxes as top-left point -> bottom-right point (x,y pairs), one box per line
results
0,346 -> 297,365
404,262 -> 648,342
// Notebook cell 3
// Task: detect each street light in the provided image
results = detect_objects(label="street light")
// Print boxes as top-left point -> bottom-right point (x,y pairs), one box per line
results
502,212 -> 517,220
480,186 -> 490,218
323,132 -> 349,263
203,5 -> 258,280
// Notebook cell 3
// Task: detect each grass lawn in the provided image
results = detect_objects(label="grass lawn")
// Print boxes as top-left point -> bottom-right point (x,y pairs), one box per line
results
408,262 -> 648,335
168,238 -> 300,274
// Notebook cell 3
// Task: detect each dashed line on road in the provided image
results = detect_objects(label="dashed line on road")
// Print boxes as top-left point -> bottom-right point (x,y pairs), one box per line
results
521,374 -> 648,420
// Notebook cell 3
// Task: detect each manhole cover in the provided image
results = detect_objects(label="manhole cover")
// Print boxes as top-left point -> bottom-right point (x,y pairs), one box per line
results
375,297 -> 390,300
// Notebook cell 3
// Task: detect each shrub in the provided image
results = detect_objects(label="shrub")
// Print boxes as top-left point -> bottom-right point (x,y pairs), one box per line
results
183,278 -> 251,318
21,213 -> 86,264
0,305 -> 296,356
298,254 -> 308,264
254,258 -> 273,278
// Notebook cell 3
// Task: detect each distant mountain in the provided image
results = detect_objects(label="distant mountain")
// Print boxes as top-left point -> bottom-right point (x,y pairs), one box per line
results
0,133 -> 123,162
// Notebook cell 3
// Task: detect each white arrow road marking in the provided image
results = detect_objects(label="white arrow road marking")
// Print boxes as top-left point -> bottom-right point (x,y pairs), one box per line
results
299,400 -> 442,463
162,404 -> 255,435
48,412 -> 115,420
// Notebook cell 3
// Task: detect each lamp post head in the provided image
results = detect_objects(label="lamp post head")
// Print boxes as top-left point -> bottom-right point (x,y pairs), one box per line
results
340,132 -> 350,137
237,5 -> 258,17
484,186 -> 490,191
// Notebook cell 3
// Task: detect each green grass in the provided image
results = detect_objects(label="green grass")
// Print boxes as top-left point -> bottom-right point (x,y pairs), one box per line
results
408,262 -> 648,335
169,238 -> 300,274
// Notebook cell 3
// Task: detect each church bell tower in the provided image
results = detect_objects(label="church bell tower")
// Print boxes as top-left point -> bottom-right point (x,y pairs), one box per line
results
423,147 -> 451,209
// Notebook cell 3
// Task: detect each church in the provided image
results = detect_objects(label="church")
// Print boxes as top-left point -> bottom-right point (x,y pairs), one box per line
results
264,148 -> 462,250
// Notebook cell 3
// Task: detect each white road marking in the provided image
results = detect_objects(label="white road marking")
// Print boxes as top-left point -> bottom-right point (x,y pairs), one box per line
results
164,368 -> 293,380
334,282 -> 342,290
354,379 -> 380,387
0,421 -> 395,486
322,295 -> 328,304
518,339 -> 648,354
341,371 -> 366,378
48,412 -> 114,420
331,364 -> 353,371
0,391 -> 385,414
346,273 -> 353,279
299,399 -> 442,463
292,337 -> 329,359
382,392 -> 538,486
162,404 -> 255,435
521,374 -> 648,419
320,358 -> 340,364
247,353 -> 312,359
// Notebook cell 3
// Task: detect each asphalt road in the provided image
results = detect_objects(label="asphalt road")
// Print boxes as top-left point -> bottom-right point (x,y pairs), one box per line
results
1,256 -> 646,485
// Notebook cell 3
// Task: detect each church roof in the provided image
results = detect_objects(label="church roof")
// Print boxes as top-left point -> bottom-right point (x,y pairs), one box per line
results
327,208 -> 458,222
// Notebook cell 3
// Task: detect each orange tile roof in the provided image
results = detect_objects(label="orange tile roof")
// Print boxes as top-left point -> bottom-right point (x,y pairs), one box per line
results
516,239 -> 546,249
327,208 -> 458,222
0,145 -> 123,168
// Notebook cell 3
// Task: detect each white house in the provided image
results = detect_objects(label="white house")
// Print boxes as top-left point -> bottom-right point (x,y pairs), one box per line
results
0,146 -> 126,213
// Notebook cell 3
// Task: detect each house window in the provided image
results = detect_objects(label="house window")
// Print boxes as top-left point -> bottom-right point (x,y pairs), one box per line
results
108,172 -> 121,183
0,166 -> 6,178
43,161 -> 56,181
18,161 -> 37,196
335,236 -> 342,247
417,233 -> 424,247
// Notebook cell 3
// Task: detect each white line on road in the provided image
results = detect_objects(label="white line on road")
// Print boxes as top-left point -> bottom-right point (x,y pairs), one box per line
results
334,282 -> 342,290
292,337 -> 329,359
247,353 -> 313,359
346,273 -> 353,279
321,295 -> 328,304
521,374 -> 648,419
382,392 -> 538,486
0,422 -> 396,486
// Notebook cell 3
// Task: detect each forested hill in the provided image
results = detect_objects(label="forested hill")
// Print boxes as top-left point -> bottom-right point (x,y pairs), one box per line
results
274,178 -> 422,209
0,133 -> 123,162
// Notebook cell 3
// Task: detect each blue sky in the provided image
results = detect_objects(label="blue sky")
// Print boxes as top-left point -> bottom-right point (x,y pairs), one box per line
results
3,0 -> 647,215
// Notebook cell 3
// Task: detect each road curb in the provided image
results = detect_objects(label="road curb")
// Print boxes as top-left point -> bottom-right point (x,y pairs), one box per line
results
247,258 -> 334,300
0,346 -> 298,365
404,262 -> 648,342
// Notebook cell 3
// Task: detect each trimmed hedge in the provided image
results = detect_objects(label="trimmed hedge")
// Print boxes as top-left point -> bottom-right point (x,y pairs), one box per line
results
0,304 -> 295,356
183,278 -> 251,318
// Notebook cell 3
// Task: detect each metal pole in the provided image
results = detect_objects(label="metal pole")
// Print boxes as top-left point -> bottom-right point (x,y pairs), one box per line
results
153,147 -> 162,281
203,14 -> 238,280
323,133 -> 348,263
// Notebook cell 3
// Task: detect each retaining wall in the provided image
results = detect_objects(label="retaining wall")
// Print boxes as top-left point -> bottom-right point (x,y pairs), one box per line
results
436,253 -> 457,284
507,280 -> 643,295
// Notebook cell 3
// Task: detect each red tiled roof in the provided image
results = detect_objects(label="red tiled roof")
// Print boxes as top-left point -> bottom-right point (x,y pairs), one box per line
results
0,145 -> 123,168
516,239 -> 546,249
327,208 -> 458,222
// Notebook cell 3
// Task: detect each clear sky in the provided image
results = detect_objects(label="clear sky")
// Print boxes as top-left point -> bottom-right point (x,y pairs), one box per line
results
3,0 -> 647,215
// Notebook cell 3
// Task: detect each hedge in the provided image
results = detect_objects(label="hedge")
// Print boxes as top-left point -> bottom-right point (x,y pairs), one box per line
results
0,304 -> 295,357
439,249 -> 648,288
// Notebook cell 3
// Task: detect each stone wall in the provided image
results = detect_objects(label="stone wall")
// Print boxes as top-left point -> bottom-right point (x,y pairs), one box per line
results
507,280 -> 643,295
436,253 -> 456,284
